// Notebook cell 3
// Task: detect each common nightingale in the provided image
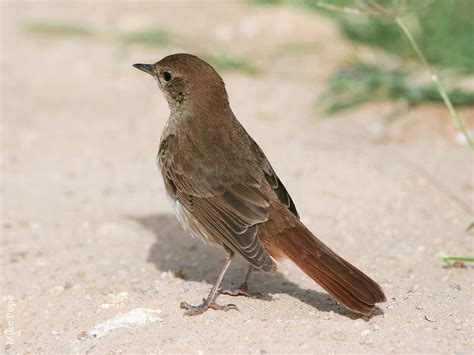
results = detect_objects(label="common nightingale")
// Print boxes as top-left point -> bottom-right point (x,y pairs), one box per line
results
133,54 -> 386,316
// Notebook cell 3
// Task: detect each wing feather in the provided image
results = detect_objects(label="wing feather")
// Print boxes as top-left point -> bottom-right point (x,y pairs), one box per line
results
158,132 -> 298,272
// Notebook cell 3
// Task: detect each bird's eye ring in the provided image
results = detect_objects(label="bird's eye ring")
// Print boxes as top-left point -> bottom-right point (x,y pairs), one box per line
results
163,71 -> 172,82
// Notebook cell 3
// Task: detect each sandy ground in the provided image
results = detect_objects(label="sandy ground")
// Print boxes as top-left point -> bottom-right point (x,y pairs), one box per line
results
1,1 -> 473,354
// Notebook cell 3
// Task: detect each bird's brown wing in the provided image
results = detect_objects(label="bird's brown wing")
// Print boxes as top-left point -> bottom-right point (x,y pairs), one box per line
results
158,134 -> 280,272
248,137 -> 299,219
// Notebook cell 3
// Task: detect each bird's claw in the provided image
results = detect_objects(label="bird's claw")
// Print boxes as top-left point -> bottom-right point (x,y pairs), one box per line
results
180,298 -> 238,316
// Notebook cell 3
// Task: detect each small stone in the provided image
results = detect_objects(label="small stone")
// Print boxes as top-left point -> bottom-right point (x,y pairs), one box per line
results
364,338 -> 373,345
172,268 -> 185,279
450,283 -> 461,291
331,329 -> 345,340
452,261 -> 465,268
323,311 -> 334,320
160,271 -> 175,280
51,286 -> 65,294
77,330 -> 88,340
107,292 -> 129,304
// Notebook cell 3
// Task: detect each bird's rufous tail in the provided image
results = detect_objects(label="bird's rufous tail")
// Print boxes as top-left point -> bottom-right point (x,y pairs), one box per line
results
274,221 -> 386,315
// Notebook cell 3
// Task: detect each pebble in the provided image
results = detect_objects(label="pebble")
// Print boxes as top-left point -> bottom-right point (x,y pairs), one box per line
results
160,271 -> 175,280
331,328 -> 345,340
100,303 -> 115,309
323,311 -> 334,320
51,286 -> 65,294
450,283 -> 461,291
365,338 -> 373,345
107,292 -> 129,304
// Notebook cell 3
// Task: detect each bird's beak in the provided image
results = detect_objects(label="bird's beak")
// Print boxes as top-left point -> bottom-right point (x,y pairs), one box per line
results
133,63 -> 154,76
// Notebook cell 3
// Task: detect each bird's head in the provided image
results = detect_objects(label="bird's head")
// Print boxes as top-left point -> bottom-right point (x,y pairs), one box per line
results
133,53 -> 228,113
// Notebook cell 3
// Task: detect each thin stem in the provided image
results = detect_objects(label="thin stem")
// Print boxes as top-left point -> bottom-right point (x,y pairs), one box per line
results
395,17 -> 474,150
437,252 -> 474,267
440,255 -> 474,262
317,2 -> 474,150
317,2 -> 364,15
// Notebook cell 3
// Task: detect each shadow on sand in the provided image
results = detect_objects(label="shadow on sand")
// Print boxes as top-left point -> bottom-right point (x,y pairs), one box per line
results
129,213 -> 383,319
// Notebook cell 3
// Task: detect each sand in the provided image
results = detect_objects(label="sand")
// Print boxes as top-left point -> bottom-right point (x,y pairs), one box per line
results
1,1 -> 473,353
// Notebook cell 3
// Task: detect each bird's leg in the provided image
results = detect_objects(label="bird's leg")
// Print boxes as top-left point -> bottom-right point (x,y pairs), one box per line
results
180,248 -> 238,316
220,266 -> 262,298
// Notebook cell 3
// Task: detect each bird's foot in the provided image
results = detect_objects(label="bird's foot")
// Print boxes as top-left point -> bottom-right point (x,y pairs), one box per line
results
180,298 -> 238,316
219,283 -> 263,299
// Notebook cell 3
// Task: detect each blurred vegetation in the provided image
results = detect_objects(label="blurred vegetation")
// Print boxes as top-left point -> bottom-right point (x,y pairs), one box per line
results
24,20 -> 259,74
437,252 -> 474,267
255,0 -> 474,73
273,42 -> 321,56
319,61 -> 474,114
25,21 -> 94,37
257,0 -> 474,147
119,27 -> 171,47
202,53 -> 260,74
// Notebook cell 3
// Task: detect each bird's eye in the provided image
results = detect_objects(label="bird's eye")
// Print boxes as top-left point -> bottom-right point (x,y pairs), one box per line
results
163,71 -> 172,82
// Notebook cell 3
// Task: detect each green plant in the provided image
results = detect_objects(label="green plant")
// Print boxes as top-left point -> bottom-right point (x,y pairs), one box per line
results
316,0 -> 473,149
202,53 -> 260,74
25,21 -> 94,37
24,20 -> 172,48
119,27 -> 171,47
437,252 -> 474,267
319,61 -> 474,114
254,0 -> 473,73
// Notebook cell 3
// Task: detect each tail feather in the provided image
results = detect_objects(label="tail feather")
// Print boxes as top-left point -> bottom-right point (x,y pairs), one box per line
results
276,222 -> 386,315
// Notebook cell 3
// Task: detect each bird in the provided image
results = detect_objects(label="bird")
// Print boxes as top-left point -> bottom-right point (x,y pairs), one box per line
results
133,53 -> 386,317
